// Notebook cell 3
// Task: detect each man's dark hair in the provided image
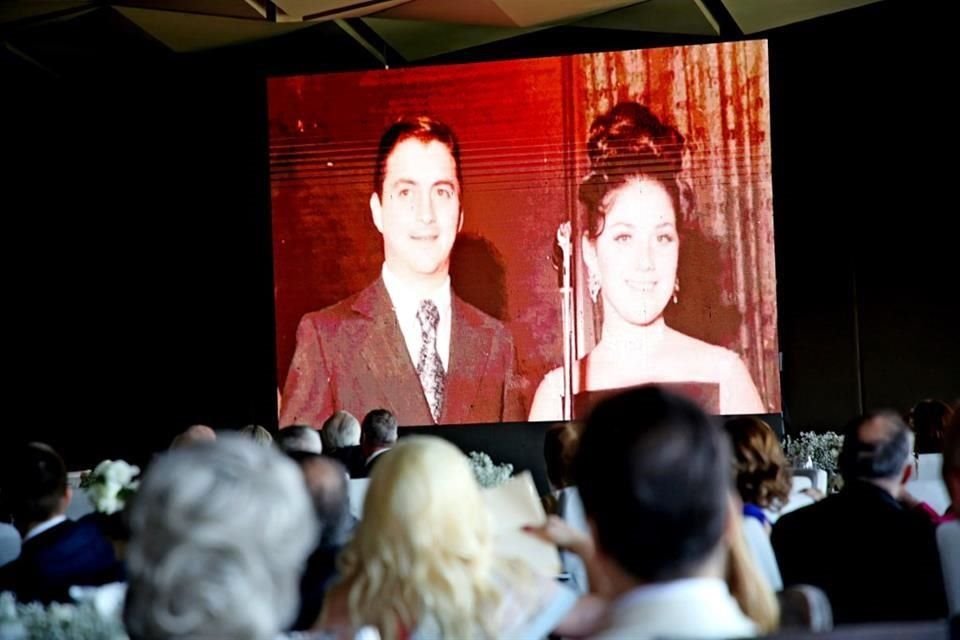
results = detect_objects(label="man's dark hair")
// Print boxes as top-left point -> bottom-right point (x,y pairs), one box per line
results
373,115 -> 463,199
288,452 -> 352,548
2,443 -> 68,529
361,409 -> 398,448
573,386 -> 731,583
838,411 -> 913,481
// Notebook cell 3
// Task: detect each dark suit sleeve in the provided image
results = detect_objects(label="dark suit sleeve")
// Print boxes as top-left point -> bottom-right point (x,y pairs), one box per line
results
279,315 -> 334,429
501,333 -> 526,422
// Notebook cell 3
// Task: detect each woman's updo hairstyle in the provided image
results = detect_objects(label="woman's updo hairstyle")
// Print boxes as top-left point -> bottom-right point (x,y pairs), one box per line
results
578,101 -> 692,239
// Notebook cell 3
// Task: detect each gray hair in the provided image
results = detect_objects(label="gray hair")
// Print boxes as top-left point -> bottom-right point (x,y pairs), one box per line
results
124,435 -> 318,640
239,424 -> 274,446
321,411 -> 361,450
276,426 -> 323,455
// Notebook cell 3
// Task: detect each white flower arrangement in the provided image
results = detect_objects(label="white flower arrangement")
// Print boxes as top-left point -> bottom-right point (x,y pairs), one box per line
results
0,591 -> 127,640
467,451 -> 514,488
80,460 -> 141,515
783,431 -> 844,473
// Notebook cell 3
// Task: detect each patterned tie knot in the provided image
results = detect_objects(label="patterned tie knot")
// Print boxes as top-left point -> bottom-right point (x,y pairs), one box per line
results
417,299 -> 440,333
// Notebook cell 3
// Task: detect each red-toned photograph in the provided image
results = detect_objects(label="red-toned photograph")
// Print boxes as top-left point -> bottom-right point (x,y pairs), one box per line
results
269,41 -> 778,427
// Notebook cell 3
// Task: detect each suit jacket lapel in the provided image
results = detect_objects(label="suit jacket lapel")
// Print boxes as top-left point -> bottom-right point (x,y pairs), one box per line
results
441,296 -> 492,424
354,278 -> 433,424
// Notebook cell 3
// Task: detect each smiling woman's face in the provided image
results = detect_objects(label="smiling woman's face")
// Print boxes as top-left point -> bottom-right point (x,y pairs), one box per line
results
583,178 -> 679,327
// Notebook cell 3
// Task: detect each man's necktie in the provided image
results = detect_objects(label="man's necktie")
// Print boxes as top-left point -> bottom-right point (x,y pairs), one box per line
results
416,300 -> 446,423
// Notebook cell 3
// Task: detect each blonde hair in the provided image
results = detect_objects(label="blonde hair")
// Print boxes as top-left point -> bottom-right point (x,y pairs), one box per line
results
726,509 -> 779,634
336,437 -> 510,640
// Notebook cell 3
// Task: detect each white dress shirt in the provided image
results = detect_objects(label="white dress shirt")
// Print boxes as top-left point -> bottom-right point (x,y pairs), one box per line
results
23,514 -> 67,543
595,577 -> 757,640
380,263 -> 452,372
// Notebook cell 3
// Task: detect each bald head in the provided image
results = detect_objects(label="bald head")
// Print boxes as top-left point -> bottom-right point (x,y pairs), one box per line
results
839,411 -> 913,484
170,424 -> 217,449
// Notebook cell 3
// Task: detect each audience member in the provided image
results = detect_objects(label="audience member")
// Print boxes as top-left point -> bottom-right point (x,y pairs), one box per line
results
724,416 -> 794,530
0,443 -> 123,603
321,410 -> 363,476
319,436 -> 576,639
169,424 -> 216,449
276,425 -> 323,455
910,399 -> 954,454
938,422 -> 960,616
239,424 -> 274,446
772,411 -> 947,623
534,386 -> 758,639
357,409 -> 398,478
124,435 -> 316,640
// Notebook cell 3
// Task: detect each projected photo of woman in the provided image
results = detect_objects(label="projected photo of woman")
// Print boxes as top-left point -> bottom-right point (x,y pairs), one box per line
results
529,101 -> 765,420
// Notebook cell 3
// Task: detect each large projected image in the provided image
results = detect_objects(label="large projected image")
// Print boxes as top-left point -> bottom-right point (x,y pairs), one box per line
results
269,41 -> 779,428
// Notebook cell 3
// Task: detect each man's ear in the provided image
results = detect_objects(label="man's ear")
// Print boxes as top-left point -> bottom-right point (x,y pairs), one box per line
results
900,459 -> 914,486
60,485 -> 73,513
457,206 -> 464,232
370,192 -> 384,233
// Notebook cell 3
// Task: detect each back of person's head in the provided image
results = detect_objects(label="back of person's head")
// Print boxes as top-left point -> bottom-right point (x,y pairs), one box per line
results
338,436 -> 499,639
1,442 -> 69,534
124,435 -> 317,640
169,424 -> 216,449
289,452 -> 351,547
276,425 -> 323,455
544,423 -> 581,490
838,411 -> 913,485
321,411 -> 361,451
724,416 -> 792,510
360,409 -> 398,449
239,424 -> 274,446
910,399 -> 953,454
574,386 -> 732,583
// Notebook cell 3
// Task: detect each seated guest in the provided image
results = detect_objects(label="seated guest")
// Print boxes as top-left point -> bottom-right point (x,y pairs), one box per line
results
724,416 -> 794,530
287,452 -> 354,631
0,443 -> 123,603
321,410 -> 363,476
169,424 -> 216,449
356,409 -> 397,478
239,424 -> 274,446
276,425 -> 323,455
938,421 -> 960,616
124,435 -> 317,640
319,436 -> 576,639
943,411 -> 959,522
772,411 -> 947,623
564,386 -> 758,639
910,398 -> 953,454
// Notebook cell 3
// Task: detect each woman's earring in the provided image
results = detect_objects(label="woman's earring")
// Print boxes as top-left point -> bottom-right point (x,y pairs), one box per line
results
588,272 -> 601,303
673,278 -> 680,305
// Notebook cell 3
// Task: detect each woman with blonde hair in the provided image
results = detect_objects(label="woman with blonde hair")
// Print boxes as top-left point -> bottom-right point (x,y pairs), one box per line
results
318,436 -> 576,639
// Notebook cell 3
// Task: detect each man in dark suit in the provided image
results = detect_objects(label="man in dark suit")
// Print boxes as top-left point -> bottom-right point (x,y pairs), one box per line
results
280,116 -> 524,429
772,411 -> 947,624
0,443 -> 123,603
356,408 -> 398,478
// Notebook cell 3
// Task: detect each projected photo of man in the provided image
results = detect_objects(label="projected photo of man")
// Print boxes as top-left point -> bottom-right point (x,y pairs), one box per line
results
529,102 -> 765,420
280,116 -> 524,428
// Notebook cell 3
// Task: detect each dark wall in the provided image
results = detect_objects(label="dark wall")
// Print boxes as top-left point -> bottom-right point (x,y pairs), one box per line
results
3,0 -> 956,468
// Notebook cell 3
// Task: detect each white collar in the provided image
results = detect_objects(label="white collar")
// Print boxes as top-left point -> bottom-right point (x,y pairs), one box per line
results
381,263 -> 451,315
611,577 -> 732,614
23,514 -> 68,542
